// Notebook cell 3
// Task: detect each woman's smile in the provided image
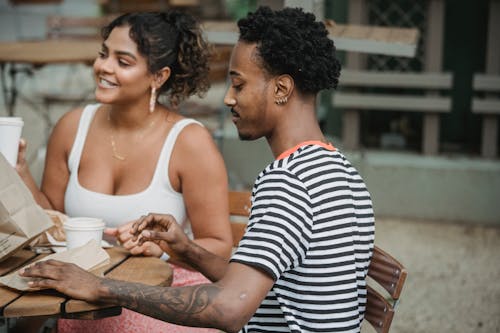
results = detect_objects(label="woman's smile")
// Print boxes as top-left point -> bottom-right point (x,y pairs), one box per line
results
97,77 -> 118,89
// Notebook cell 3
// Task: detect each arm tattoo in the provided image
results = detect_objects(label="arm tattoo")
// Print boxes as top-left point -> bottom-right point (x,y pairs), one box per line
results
100,280 -> 224,328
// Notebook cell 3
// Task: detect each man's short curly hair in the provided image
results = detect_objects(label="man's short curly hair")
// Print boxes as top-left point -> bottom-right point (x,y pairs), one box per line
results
237,6 -> 341,94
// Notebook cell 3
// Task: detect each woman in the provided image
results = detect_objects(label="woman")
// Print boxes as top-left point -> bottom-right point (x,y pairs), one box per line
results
16,11 -> 232,333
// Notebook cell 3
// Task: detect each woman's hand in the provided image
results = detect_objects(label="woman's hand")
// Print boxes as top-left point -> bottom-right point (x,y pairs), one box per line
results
16,138 -> 30,176
104,221 -> 163,257
131,214 -> 192,257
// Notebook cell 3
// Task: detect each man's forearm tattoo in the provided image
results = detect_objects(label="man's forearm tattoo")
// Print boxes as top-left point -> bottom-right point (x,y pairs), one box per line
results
101,280 -> 223,327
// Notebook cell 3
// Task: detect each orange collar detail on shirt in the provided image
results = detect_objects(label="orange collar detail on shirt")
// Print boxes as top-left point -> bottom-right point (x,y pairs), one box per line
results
276,140 -> 336,160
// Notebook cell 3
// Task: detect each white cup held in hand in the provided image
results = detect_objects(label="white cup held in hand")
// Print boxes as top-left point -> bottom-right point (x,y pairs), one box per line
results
64,217 -> 105,250
0,117 -> 24,167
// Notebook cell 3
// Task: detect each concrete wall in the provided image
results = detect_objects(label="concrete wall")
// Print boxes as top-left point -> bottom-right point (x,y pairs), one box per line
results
222,138 -> 500,225
347,151 -> 500,225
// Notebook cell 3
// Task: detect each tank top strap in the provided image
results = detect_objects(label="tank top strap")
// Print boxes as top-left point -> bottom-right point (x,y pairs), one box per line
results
152,118 -> 203,191
67,104 -> 100,173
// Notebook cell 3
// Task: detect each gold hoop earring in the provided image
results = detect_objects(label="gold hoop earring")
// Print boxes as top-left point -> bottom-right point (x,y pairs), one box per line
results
149,87 -> 157,113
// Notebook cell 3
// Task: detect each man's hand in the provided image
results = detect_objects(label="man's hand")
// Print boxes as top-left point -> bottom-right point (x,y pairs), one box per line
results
131,214 -> 191,256
105,221 -> 163,257
19,260 -> 102,302
132,214 -> 229,282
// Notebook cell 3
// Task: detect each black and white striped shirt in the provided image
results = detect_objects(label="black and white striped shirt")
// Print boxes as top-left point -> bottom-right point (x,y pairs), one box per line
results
231,142 -> 375,333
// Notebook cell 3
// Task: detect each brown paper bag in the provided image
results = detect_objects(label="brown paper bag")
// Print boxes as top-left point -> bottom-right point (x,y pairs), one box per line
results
0,154 -> 53,261
29,210 -> 67,248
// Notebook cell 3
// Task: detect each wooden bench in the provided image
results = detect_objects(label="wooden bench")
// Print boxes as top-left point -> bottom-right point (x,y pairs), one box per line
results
332,70 -> 453,155
472,74 -> 500,158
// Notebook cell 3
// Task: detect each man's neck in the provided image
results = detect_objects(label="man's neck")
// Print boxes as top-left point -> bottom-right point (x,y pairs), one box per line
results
267,100 -> 326,158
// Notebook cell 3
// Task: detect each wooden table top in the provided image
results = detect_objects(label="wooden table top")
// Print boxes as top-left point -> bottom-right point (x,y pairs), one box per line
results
0,247 -> 173,319
0,39 -> 100,65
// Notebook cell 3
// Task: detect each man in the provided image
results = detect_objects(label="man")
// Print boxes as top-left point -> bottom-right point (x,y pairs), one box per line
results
21,6 -> 375,333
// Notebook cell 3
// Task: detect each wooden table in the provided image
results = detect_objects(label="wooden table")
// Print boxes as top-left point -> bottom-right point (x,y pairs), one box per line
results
0,247 -> 173,319
0,39 -> 101,116
0,40 -> 100,66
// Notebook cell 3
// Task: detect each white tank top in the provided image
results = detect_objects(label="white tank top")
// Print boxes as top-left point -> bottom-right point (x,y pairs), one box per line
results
64,104 -> 200,236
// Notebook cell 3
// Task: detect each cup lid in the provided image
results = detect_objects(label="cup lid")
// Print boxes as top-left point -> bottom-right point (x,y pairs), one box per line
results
64,217 -> 105,229
0,117 -> 23,126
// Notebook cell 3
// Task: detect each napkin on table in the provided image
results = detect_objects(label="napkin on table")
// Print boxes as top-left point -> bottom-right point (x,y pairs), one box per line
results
0,239 -> 110,291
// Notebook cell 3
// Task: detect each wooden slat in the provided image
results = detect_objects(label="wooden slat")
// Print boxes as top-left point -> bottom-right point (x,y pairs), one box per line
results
0,40 -> 100,65
326,23 -> 419,57
480,115 -> 498,158
3,290 -> 65,317
342,109 -> 360,150
423,113 -> 440,155
365,286 -> 395,333
473,74 -> 500,92
229,191 -> 251,217
0,286 -> 23,315
340,70 -> 453,89
368,246 -> 407,300
472,98 -> 500,114
333,93 -> 451,112
0,251 -> 44,316
228,191 -> 251,248
230,223 -> 246,248
202,21 -> 419,57
105,256 -> 172,285
486,0 -> 500,74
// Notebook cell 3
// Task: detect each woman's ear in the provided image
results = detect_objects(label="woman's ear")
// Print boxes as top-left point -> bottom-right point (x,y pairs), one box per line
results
153,66 -> 171,89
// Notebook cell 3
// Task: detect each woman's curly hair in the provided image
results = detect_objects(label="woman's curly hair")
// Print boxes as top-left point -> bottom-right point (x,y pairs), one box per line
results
102,11 -> 210,107
237,6 -> 341,94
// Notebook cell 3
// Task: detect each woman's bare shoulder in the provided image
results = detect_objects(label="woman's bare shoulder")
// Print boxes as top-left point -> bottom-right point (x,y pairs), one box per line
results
176,119 -> 215,150
48,106 -> 87,149
55,107 -> 85,130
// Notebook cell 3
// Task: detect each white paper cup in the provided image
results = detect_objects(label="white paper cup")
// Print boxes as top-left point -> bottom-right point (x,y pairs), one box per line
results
64,217 -> 105,250
0,117 -> 24,167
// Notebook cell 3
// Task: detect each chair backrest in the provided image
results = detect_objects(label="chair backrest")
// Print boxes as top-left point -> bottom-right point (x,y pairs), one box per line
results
227,191 -> 407,333
228,190 -> 251,247
365,246 -> 408,333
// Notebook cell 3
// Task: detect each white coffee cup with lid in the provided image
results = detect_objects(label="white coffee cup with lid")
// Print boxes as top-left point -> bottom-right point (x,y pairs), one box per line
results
0,117 -> 24,167
64,217 -> 105,250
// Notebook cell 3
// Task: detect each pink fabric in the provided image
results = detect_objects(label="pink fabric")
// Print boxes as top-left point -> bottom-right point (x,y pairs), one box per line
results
58,264 -> 217,333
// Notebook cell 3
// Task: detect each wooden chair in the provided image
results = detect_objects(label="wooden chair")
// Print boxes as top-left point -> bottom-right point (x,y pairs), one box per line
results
228,190 -> 251,247
227,191 -> 407,333
364,246 -> 408,333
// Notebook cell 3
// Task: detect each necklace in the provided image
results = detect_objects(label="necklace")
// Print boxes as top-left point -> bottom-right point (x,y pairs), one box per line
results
108,110 -> 157,161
